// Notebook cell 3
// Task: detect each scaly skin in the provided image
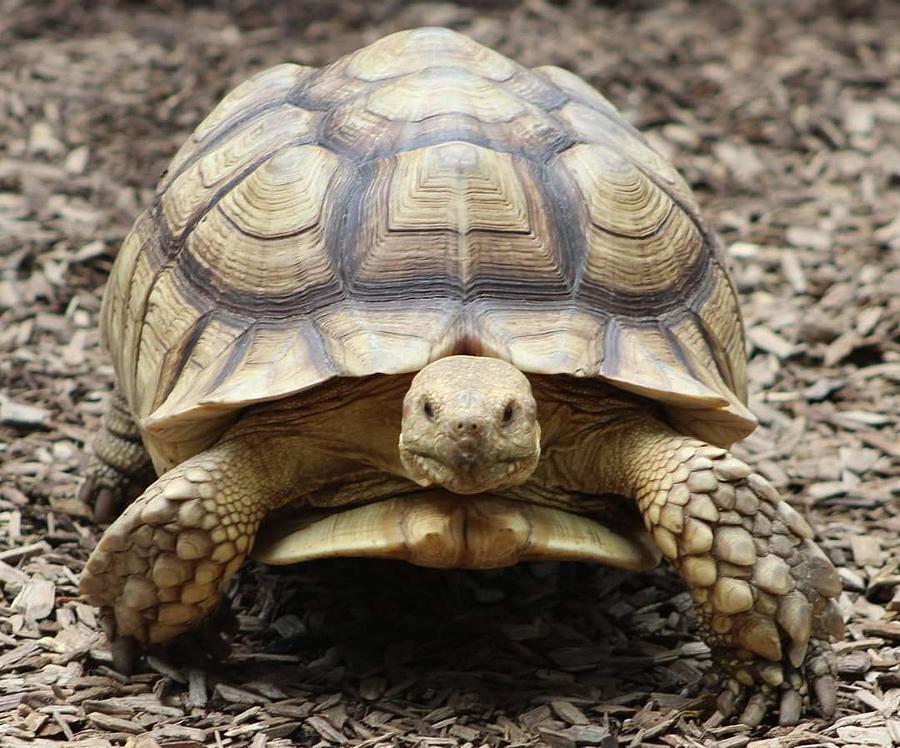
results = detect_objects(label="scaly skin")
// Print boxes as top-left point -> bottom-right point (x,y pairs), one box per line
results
80,435 -> 302,645
78,388 -> 154,522
609,417 -> 843,726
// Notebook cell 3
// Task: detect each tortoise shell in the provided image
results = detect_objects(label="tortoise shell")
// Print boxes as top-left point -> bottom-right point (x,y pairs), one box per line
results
102,27 -> 756,471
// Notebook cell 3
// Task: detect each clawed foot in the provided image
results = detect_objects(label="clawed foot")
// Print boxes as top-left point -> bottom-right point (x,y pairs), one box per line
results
80,457 -> 256,644
695,465 -> 844,726
711,634 -> 838,726
690,462 -> 844,726
100,604 -> 237,675
80,389 -> 154,522
640,441 -> 844,725
78,458 -> 141,523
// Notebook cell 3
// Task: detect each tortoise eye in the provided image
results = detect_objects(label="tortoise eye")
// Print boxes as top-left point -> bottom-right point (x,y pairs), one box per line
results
423,401 -> 434,420
501,403 -> 514,424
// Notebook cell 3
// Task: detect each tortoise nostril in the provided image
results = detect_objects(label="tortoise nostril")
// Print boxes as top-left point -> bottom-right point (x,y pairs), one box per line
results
453,419 -> 480,435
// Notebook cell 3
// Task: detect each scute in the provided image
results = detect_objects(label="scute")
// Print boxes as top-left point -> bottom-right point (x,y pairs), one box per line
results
367,68 -> 526,123
162,63 -> 315,194
161,106 -> 317,237
104,27 -> 754,470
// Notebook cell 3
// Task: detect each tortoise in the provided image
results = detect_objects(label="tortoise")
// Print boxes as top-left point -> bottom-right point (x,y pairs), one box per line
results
79,27 -> 844,726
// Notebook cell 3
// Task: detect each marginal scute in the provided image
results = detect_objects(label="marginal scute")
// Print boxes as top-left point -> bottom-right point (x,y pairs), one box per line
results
534,65 -> 618,114
480,306 -> 601,376
597,325 -> 730,410
695,262 -> 748,404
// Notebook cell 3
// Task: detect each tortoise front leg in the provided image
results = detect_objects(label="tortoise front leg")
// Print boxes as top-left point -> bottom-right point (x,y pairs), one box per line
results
79,388 -> 154,522
607,418 -> 843,726
80,433 -> 302,647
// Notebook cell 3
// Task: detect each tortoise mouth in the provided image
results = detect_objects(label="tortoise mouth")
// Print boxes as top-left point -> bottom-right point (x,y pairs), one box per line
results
403,451 -> 536,494
252,491 -> 659,571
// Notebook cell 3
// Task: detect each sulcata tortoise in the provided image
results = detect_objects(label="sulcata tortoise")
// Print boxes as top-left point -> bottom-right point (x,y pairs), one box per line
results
80,28 -> 843,725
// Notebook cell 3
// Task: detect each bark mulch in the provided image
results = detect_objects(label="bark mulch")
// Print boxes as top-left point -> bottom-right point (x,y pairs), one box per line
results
1,1 -> 898,746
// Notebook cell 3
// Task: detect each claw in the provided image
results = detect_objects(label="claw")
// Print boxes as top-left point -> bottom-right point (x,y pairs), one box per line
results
78,473 -> 118,523
717,688 -> 737,719
101,606 -> 135,674
111,634 -> 136,675
788,638 -> 810,669
93,487 -> 119,523
739,691 -> 769,727
779,689 -> 802,726
814,674 -> 837,718
808,651 -> 831,677
822,599 -> 845,639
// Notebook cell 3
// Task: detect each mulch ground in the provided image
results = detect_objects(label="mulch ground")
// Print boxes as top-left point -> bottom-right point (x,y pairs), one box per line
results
1,1 -> 898,746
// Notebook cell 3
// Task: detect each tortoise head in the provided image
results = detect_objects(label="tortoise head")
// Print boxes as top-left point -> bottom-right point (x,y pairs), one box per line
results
399,355 -> 541,494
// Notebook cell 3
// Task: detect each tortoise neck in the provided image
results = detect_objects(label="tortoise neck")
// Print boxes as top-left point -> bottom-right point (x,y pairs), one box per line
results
527,384 -> 672,499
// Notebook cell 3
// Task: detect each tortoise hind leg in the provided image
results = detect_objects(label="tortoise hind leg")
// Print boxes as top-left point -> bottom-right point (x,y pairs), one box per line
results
610,418 -> 844,726
79,388 -> 154,522
80,434 -> 300,647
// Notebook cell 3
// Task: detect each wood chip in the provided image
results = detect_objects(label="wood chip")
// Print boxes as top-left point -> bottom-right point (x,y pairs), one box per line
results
550,700 -> 590,726
851,536 -> 884,567
11,576 -> 56,621
86,712 -> 144,734
861,622 -> 900,641
748,326 -> 796,359
0,397 -> 51,428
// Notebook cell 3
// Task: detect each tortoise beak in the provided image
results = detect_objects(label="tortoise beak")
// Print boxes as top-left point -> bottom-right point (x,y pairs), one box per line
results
444,436 -> 486,471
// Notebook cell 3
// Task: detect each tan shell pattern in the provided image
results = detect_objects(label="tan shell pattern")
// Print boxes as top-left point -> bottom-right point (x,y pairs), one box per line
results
102,27 -> 755,462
